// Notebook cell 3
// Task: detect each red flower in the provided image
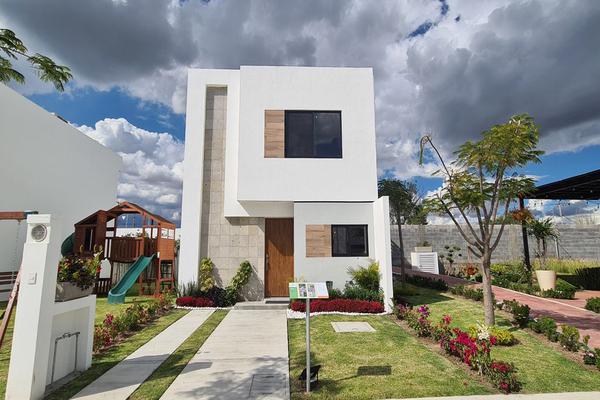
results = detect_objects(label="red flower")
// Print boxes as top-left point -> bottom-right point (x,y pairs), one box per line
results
290,299 -> 383,313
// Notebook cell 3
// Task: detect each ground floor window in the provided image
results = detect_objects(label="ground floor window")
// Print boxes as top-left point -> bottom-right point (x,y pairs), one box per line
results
331,224 -> 368,257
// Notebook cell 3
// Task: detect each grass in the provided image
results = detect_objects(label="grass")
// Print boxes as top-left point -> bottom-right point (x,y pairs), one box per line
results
0,302 -> 12,400
129,310 -> 228,400
0,296 -> 181,399
45,308 -> 188,400
532,258 -> 600,274
406,287 -> 600,393
288,314 -> 493,399
94,295 -> 157,324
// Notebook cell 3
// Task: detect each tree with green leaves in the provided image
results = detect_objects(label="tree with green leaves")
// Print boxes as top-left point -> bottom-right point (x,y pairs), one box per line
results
0,28 -> 72,91
419,114 -> 543,325
378,179 -> 427,280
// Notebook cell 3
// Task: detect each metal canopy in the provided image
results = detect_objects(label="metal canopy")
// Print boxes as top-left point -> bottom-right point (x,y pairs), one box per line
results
528,168 -> 600,200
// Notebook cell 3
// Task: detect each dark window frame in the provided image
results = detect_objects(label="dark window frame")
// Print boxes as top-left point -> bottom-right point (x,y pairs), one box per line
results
331,224 -> 369,257
284,110 -> 342,159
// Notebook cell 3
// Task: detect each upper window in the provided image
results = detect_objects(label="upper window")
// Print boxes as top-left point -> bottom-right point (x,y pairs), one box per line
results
331,225 -> 368,257
285,111 -> 342,158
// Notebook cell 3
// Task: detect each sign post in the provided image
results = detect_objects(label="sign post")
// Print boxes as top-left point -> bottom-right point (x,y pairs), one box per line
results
289,282 -> 329,393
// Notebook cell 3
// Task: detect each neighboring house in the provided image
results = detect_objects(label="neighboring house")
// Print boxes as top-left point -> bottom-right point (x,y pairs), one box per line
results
0,84 -> 121,299
179,66 -> 393,309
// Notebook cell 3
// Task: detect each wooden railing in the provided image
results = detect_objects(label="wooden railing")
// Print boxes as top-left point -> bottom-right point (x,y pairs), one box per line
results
94,278 -> 112,296
106,237 -> 157,261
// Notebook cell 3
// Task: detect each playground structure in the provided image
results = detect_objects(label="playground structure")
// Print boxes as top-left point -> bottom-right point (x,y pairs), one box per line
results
72,202 -> 176,302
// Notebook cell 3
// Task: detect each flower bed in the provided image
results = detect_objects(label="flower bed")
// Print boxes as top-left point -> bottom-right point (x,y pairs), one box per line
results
176,296 -> 215,308
396,304 -> 521,393
290,298 -> 384,314
451,287 -> 600,371
93,292 -> 174,353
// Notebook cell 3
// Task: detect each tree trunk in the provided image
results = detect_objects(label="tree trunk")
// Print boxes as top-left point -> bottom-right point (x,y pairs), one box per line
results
397,219 -> 406,282
481,250 -> 496,326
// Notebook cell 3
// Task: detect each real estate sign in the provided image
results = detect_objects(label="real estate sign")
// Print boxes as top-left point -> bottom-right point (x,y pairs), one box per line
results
289,282 -> 329,299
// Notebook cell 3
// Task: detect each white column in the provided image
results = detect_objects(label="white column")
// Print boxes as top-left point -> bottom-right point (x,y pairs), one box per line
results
6,214 -> 61,400
373,197 -> 394,312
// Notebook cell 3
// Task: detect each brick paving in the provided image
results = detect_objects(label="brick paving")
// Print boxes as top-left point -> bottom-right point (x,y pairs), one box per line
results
396,269 -> 600,348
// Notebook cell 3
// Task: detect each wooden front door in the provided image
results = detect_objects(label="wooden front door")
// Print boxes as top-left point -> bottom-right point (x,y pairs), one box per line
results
265,218 -> 294,297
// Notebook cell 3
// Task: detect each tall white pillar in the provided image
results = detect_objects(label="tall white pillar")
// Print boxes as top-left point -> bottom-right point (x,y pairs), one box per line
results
6,214 -> 61,400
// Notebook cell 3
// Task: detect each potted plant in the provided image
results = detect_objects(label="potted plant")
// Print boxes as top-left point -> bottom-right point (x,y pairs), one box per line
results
527,218 -> 559,291
56,247 -> 102,301
414,241 -> 432,253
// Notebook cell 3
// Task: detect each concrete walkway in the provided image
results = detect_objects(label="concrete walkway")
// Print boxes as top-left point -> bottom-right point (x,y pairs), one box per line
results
72,309 -> 214,400
394,392 -> 600,400
160,309 -> 289,400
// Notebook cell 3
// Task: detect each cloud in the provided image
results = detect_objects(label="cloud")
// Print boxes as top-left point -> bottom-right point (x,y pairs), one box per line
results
2,0 -> 600,194
77,118 -> 183,223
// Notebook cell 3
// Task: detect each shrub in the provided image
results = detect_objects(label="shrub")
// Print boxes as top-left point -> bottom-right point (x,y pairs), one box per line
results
468,325 -> 516,346
528,316 -> 558,341
404,274 -> 448,291
541,279 -> 577,299
502,300 -> 530,327
585,297 -> 600,313
490,327 -> 516,346
432,314 -> 452,342
290,299 -> 384,313
198,258 -> 216,292
176,296 -> 215,308
559,324 -> 580,352
347,261 -> 380,291
395,304 -> 412,320
405,305 -> 432,337
328,288 -> 343,299
451,285 -> 489,303
486,361 -> 522,394
343,284 -> 383,302
491,262 -> 530,285
58,249 -> 102,289
225,260 -> 253,304
574,267 -> 600,290
440,327 -> 493,372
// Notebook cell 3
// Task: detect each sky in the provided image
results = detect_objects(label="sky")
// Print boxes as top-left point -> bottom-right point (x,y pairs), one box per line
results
1,0 -> 600,225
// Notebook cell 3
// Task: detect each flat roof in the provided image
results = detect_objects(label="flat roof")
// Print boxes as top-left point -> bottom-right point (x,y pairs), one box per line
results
528,169 -> 600,200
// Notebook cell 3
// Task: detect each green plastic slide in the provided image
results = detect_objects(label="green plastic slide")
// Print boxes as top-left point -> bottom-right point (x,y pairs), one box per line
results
108,254 -> 156,304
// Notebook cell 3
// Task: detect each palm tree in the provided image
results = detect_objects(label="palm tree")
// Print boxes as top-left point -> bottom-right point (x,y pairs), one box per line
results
378,179 -> 427,280
527,217 -> 558,270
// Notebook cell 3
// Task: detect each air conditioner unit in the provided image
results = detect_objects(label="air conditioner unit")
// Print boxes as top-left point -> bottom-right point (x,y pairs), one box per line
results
410,252 -> 439,274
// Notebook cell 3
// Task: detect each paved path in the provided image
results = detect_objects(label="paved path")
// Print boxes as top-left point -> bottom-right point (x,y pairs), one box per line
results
552,289 -> 600,309
394,391 -> 600,400
160,309 -> 289,400
73,309 -> 214,400
492,286 -> 600,347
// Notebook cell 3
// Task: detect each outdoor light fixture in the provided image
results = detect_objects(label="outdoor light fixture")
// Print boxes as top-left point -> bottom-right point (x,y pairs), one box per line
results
31,224 -> 47,242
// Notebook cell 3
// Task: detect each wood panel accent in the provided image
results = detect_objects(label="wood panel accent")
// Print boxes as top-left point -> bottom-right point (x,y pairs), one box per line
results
265,218 -> 294,297
264,110 -> 285,158
306,224 -> 332,257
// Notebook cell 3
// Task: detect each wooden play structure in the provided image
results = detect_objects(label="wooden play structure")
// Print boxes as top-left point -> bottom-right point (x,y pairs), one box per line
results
73,202 -> 176,300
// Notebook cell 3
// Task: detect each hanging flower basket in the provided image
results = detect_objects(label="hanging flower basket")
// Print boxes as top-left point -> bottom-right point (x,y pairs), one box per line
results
56,248 -> 102,302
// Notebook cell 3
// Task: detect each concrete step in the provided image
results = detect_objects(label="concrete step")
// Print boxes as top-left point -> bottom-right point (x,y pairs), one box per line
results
234,301 -> 289,310
264,297 -> 290,304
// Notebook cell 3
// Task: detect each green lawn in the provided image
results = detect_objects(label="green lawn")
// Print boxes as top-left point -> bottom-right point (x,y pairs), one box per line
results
0,296 -> 184,399
288,314 -> 494,400
406,287 -> 600,393
129,310 -> 228,400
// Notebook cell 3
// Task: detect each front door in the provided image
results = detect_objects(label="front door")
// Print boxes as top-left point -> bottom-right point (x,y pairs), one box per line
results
265,218 -> 294,297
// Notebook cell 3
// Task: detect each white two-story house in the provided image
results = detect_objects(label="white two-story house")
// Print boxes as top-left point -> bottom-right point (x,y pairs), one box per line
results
179,66 -> 392,310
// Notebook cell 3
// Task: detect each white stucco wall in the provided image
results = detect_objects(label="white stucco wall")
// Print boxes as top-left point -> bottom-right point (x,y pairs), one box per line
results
293,202 -> 376,289
0,84 -> 121,278
237,66 -> 378,202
